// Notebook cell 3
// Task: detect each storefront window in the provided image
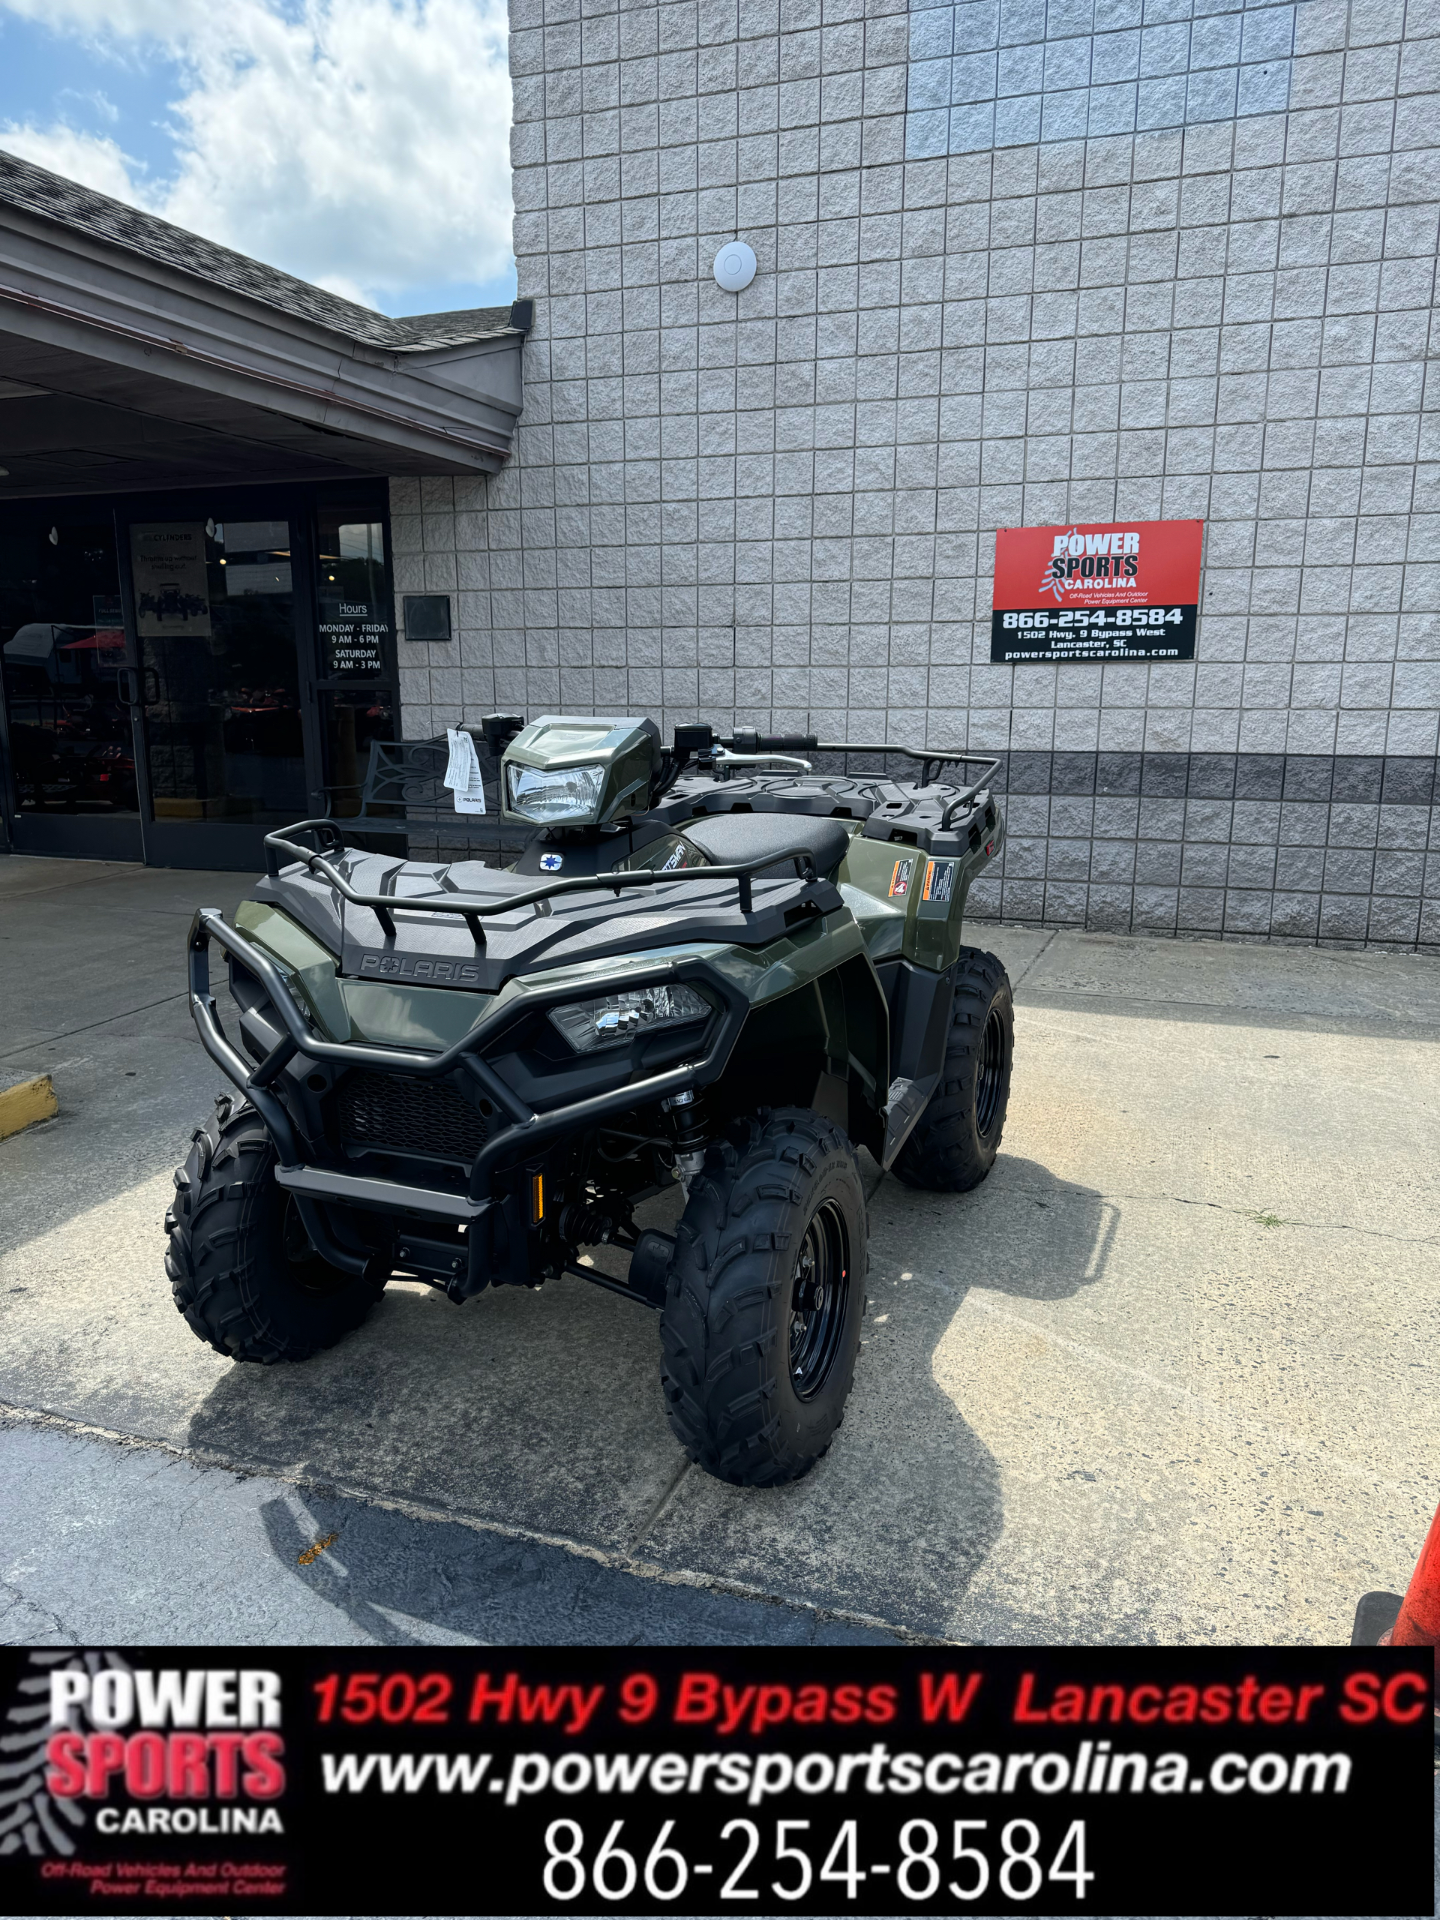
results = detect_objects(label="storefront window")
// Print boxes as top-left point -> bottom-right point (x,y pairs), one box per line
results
0,520 -> 137,816
321,689 -> 399,818
1,481 -> 397,863
317,514 -> 389,677
132,518 -> 307,823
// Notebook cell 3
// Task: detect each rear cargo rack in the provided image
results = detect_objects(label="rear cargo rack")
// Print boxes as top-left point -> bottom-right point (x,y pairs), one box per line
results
814,745 -> 1001,796
263,819 -> 825,946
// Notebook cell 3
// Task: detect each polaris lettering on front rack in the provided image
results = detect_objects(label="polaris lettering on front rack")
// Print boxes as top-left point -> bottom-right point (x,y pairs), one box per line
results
356,952 -> 484,984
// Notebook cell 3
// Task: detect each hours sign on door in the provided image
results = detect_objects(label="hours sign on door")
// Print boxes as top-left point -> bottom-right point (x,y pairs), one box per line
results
991,519 -> 1203,663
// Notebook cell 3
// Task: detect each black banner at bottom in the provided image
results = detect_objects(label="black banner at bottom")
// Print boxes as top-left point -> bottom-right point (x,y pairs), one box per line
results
1,1647 -> 1430,1915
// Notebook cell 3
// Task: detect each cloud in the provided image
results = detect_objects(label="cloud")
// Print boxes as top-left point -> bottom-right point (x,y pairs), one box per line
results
0,0 -> 514,313
0,123 -> 145,202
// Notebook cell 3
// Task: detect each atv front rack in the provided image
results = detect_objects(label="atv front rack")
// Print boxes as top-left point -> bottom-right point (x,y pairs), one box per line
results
263,819 -> 826,943
187,906 -> 752,1296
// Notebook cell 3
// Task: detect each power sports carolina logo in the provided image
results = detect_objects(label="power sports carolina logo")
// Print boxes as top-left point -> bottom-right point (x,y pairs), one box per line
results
990,518 -> 1204,662
38,1661 -> 286,1838
1039,526 -> 1142,602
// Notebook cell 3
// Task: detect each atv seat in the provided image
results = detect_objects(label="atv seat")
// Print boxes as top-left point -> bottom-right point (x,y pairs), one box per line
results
681,810 -> 852,877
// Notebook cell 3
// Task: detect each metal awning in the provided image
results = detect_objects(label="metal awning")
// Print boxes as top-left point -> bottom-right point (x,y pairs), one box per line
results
0,149 -> 529,498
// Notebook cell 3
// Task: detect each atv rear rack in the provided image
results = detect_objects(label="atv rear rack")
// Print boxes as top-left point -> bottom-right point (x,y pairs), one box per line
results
716,733 -> 1001,797
263,819 -> 827,945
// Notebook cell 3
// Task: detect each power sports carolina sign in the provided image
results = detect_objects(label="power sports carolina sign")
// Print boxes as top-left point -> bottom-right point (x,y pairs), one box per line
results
991,519 -> 1203,664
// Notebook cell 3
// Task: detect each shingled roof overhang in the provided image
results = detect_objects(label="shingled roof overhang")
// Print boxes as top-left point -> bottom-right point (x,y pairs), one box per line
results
0,150 -> 529,500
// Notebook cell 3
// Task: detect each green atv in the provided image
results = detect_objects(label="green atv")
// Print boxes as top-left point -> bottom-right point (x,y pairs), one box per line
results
169,717 -> 1013,1486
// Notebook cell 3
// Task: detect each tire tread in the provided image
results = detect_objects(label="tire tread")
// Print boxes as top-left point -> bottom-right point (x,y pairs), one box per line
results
660,1108 -> 866,1487
164,1095 -> 381,1364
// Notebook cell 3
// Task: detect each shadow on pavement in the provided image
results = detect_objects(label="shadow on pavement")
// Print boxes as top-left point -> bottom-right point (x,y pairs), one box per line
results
254,1489 -> 905,1646
183,1150 -> 1115,1640
649,1152 -> 1116,1638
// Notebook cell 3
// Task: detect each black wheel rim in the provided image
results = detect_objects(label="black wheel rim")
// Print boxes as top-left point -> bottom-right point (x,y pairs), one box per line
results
788,1200 -> 851,1400
975,1005 -> 1006,1138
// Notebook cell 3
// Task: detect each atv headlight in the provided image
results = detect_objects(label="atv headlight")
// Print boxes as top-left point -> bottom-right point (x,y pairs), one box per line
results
548,984 -> 710,1053
506,760 -> 605,823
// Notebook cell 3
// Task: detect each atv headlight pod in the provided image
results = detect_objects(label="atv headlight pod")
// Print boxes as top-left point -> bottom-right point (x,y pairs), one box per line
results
548,983 -> 710,1053
505,759 -> 606,824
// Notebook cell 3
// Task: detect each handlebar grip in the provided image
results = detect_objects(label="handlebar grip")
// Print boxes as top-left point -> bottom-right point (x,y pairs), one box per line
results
732,730 -> 819,753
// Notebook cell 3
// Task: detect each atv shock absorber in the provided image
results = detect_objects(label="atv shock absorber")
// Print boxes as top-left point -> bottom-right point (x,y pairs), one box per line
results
663,1089 -> 708,1193
557,1199 -> 634,1250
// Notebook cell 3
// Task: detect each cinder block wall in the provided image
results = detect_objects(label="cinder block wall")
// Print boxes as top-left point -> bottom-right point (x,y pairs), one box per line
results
390,0 -> 1439,950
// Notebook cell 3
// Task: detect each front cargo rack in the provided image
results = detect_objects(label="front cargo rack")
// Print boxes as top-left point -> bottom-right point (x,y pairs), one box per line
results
262,818 -> 827,946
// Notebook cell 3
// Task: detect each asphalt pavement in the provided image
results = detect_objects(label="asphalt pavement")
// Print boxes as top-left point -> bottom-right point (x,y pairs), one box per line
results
2,852 -> 1439,1646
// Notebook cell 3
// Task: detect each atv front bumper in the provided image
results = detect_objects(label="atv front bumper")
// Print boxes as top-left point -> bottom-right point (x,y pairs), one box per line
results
186,907 -> 750,1297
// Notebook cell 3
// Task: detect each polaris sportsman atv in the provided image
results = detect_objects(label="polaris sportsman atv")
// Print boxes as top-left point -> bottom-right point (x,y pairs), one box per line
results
168,716 -> 1013,1486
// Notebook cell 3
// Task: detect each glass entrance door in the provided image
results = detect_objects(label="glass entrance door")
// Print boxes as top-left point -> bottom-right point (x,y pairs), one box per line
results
129,514 -> 310,868
314,503 -> 397,827
0,513 -> 144,861
1,482 -> 397,870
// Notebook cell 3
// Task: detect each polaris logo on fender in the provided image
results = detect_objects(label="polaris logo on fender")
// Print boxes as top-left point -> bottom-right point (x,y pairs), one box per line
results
357,954 -> 483,985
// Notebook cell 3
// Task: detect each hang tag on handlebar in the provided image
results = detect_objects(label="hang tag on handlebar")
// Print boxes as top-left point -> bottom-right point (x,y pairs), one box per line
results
444,728 -> 488,815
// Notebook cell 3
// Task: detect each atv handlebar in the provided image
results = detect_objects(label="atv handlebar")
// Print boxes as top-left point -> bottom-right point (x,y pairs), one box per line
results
728,730 -> 819,753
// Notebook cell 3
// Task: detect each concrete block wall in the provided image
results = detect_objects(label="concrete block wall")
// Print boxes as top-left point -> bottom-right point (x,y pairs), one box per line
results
390,0 -> 1440,949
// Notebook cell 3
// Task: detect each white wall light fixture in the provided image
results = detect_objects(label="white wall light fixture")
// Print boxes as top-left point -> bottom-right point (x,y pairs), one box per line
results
713,241 -> 757,293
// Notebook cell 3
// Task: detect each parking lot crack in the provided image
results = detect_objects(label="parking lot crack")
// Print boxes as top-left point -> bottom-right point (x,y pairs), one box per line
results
0,992 -> 188,1060
1005,928 -> 1059,991
627,1458 -> 693,1554
961,1295 -> 1422,1491
0,1574 -> 79,1646
996,1181 -> 1440,1248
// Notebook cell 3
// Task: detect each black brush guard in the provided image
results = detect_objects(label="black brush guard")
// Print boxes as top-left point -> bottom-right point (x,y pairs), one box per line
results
187,821 -> 830,1297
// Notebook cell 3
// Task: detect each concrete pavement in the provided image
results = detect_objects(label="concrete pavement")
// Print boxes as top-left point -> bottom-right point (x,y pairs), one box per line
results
2,854 -> 1439,1645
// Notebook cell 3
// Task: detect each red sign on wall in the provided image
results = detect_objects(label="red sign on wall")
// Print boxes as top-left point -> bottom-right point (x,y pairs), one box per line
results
991,519 -> 1203,663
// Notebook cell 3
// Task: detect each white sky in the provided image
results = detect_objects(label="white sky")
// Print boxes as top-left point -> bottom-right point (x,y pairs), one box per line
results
0,0 -> 516,315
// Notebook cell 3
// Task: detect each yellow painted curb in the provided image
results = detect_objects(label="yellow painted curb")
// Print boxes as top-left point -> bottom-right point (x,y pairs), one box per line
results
0,1073 -> 58,1140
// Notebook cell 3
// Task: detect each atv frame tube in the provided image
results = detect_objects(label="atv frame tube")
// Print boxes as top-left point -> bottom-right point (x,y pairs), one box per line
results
188,905 -> 755,1295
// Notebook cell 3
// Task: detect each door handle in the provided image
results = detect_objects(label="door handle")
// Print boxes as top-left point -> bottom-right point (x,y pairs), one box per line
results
117,666 -> 161,706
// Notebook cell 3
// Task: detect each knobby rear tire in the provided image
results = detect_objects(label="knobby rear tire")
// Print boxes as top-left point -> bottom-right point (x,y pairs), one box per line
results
164,1094 -> 385,1364
660,1107 -> 868,1487
893,947 -> 1014,1193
